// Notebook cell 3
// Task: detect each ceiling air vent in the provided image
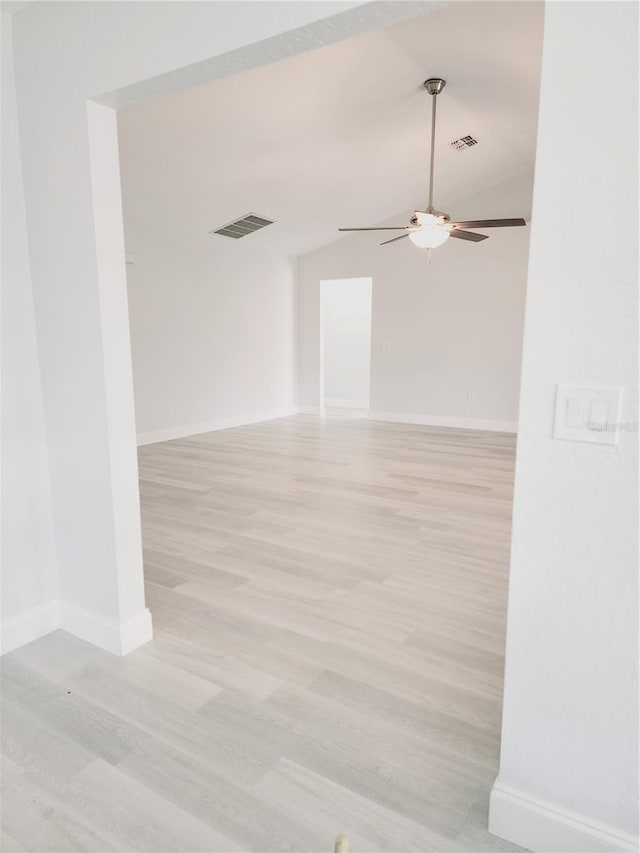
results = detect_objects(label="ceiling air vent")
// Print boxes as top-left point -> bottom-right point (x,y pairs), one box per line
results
211,213 -> 274,239
450,135 -> 478,151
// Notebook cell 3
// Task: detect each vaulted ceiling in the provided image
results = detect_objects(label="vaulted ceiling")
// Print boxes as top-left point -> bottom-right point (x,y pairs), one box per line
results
118,1 -> 544,259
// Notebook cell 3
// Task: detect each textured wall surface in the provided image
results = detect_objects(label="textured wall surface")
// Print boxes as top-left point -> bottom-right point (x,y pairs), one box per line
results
1,12 -> 58,632
495,0 -> 638,844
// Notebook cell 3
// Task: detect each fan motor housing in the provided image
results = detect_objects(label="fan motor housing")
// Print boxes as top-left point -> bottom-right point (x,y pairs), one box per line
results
412,209 -> 451,225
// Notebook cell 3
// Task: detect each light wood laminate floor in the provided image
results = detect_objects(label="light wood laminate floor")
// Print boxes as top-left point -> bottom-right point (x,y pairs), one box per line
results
1,414 -> 522,853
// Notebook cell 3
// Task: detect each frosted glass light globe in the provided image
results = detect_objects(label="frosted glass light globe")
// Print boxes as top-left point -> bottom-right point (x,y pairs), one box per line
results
408,212 -> 450,248
408,225 -> 450,248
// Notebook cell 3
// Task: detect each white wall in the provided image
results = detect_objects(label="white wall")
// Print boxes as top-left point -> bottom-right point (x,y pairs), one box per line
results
125,239 -> 296,444
1,12 -> 59,652
299,176 -> 532,430
5,0 -> 427,654
321,277 -> 371,408
489,3 -> 638,851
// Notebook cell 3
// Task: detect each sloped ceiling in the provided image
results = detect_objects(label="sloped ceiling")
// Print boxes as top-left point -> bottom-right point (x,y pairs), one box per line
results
118,1 -> 544,259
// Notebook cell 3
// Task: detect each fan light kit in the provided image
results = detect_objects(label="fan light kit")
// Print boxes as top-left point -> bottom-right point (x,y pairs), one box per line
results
338,78 -> 526,249
408,212 -> 450,248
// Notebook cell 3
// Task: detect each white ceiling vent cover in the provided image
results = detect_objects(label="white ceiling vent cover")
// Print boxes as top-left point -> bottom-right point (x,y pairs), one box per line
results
450,135 -> 478,151
211,214 -> 274,239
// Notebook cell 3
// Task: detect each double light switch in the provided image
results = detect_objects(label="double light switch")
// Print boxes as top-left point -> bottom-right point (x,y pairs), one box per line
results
554,384 -> 623,445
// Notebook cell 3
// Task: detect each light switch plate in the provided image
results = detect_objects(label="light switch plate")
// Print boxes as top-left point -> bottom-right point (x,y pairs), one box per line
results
553,384 -> 623,445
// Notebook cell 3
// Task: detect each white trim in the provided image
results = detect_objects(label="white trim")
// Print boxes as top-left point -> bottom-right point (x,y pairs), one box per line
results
58,601 -> 152,656
323,398 -> 369,409
367,410 -> 518,433
137,407 -> 298,446
298,405 -> 322,415
1,600 -> 59,655
489,780 -> 639,853
1,600 -> 153,657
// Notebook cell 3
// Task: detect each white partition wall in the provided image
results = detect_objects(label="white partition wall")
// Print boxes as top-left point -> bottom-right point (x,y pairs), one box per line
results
1,0 -> 432,655
489,3 -> 639,851
1,13 -> 59,652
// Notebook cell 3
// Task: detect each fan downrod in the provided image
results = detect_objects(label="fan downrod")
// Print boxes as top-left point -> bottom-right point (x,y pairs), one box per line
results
424,78 -> 446,95
336,74 -> 527,247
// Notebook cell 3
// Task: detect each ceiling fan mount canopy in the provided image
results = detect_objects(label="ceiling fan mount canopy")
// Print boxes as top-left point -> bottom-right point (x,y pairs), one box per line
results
338,76 -> 526,249
423,77 -> 446,96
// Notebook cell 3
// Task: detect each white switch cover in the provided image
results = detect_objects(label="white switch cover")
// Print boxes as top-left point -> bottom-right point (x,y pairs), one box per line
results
554,385 -> 623,445
565,395 -> 585,429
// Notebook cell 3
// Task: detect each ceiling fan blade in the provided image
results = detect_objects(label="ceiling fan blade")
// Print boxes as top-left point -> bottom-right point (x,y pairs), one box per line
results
449,229 -> 489,242
380,233 -> 410,246
450,218 -> 526,229
338,227 -> 412,232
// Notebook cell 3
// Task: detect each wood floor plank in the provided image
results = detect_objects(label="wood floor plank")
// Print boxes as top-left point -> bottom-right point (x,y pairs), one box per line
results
75,758 -> 243,852
1,413 -> 522,852
201,687 -> 486,838
254,757 -> 447,852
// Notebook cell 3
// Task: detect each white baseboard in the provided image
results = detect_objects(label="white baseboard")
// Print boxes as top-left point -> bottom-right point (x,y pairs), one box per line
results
58,602 -> 153,656
137,406 -> 298,446
323,398 -> 369,409
1,600 -> 153,657
1,600 -> 59,655
298,405 -> 322,415
367,410 -> 518,433
489,780 -> 639,852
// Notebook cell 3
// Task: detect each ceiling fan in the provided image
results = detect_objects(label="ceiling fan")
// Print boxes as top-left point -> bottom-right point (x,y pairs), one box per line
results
338,78 -> 526,249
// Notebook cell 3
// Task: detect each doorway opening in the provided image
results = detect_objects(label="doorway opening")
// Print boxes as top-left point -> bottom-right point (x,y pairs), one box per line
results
319,277 -> 372,416
75,3 -> 543,848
